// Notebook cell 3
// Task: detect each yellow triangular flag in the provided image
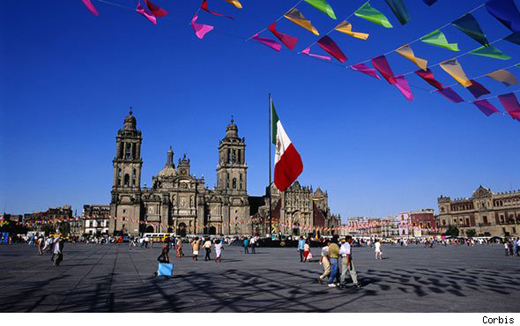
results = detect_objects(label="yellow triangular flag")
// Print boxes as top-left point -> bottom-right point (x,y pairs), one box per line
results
334,20 -> 369,40
395,44 -> 428,71
284,8 -> 319,35
225,0 -> 242,9
487,70 -> 520,86
440,59 -> 473,87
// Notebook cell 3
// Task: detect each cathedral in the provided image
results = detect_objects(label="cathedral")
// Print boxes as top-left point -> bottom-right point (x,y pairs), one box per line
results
108,110 -> 340,237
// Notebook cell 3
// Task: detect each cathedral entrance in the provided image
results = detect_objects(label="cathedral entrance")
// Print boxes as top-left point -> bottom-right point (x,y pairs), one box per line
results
177,223 -> 187,237
292,223 -> 300,236
145,225 -> 154,233
209,226 -> 216,235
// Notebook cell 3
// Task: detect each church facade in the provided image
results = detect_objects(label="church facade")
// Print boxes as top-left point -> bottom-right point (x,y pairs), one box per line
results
108,110 -> 340,237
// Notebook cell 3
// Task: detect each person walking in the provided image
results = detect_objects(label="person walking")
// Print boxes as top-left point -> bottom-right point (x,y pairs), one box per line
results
516,238 -> 520,257
250,236 -> 257,254
159,243 -> 170,263
37,236 -> 44,256
513,238 -> 518,257
176,237 -> 184,258
509,240 -> 514,257
339,236 -> 361,289
303,240 -> 311,262
52,237 -> 64,267
298,237 -> 305,262
327,237 -> 340,288
243,237 -> 249,254
191,237 -> 200,261
505,241 -> 509,256
375,239 -> 382,260
317,239 -> 331,284
214,239 -> 223,263
204,238 -> 212,261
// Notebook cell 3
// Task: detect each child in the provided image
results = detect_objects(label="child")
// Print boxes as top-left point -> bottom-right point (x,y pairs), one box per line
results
214,239 -> 223,263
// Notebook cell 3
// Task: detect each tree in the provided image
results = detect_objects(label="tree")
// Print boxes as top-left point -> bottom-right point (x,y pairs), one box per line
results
443,225 -> 459,237
58,222 -> 71,236
466,229 -> 476,238
41,224 -> 56,236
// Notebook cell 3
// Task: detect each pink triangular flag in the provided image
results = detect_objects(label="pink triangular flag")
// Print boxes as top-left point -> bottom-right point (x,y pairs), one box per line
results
82,0 -> 99,16
466,80 -> 491,99
252,33 -> 282,52
268,22 -> 299,50
145,0 -> 168,18
191,15 -> 214,39
472,99 -> 500,117
498,93 -> 520,121
301,47 -> 331,61
137,3 -> 157,25
372,55 -> 397,85
394,75 -> 414,101
437,87 -> 465,103
351,63 -> 380,79
317,36 -> 347,63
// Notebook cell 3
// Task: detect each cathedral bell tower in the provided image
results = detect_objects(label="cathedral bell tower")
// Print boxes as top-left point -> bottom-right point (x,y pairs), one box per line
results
216,117 -> 250,235
217,117 -> 247,194
109,108 -> 143,236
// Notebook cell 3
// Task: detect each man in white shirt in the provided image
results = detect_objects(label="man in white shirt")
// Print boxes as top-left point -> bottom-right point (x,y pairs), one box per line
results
339,236 -> 361,289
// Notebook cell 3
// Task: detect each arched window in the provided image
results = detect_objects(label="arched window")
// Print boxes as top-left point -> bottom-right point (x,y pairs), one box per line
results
124,174 -> 130,187
232,178 -> 237,189
125,143 -> 131,159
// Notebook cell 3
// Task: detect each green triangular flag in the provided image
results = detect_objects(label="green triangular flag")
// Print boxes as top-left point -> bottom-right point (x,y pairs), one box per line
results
271,100 -> 279,145
304,0 -> 336,20
469,45 -> 511,60
384,0 -> 410,25
355,2 -> 393,28
452,13 -> 489,46
420,30 -> 459,51
504,32 -> 520,45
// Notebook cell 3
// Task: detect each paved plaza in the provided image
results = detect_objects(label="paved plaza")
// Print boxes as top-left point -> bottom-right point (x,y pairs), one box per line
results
0,242 -> 519,312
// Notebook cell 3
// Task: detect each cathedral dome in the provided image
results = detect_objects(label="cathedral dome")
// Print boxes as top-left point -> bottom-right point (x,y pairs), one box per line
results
225,117 -> 239,139
158,166 -> 176,178
158,147 -> 176,177
123,108 -> 137,130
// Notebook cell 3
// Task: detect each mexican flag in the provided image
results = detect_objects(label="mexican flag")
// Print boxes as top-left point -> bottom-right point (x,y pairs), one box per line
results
271,100 -> 303,192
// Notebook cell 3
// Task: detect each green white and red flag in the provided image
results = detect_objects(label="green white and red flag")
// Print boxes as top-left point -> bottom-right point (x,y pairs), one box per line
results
271,100 -> 303,192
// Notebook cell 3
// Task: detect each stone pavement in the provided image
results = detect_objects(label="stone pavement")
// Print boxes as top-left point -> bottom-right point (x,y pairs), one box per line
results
0,242 -> 519,312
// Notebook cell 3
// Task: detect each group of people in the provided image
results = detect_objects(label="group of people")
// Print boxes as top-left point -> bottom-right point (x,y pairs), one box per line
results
504,238 -> 520,256
316,235 -> 362,289
31,235 -> 65,267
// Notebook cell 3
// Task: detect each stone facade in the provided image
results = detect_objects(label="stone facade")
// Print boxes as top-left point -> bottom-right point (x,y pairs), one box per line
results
437,185 -> 520,237
109,110 -> 250,237
108,110 -> 339,237
254,183 -> 341,237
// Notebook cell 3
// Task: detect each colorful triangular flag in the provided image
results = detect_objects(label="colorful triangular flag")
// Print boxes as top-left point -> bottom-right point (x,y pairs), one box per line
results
335,20 -> 369,40
355,2 -> 393,28
268,22 -> 299,50
469,45 -> 511,60
452,13 -> 488,46
396,44 -> 428,71
317,36 -> 347,63
304,0 -> 336,20
421,30 -> 459,51
284,8 -> 319,35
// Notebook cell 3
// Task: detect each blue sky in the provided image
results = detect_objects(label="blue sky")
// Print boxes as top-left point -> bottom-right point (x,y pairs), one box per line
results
0,0 -> 519,220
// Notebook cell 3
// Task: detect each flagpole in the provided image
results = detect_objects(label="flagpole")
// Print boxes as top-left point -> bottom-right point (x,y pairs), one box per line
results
268,93 -> 273,239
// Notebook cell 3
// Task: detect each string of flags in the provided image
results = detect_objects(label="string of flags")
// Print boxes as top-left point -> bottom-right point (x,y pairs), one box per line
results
78,0 -> 520,123
2,214 -> 446,234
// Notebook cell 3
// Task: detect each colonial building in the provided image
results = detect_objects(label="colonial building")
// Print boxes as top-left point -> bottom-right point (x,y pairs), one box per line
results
83,205 -> 110,236
108,110 -> 340,237
438,185 -> 520,237
109,110 -> 250,237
